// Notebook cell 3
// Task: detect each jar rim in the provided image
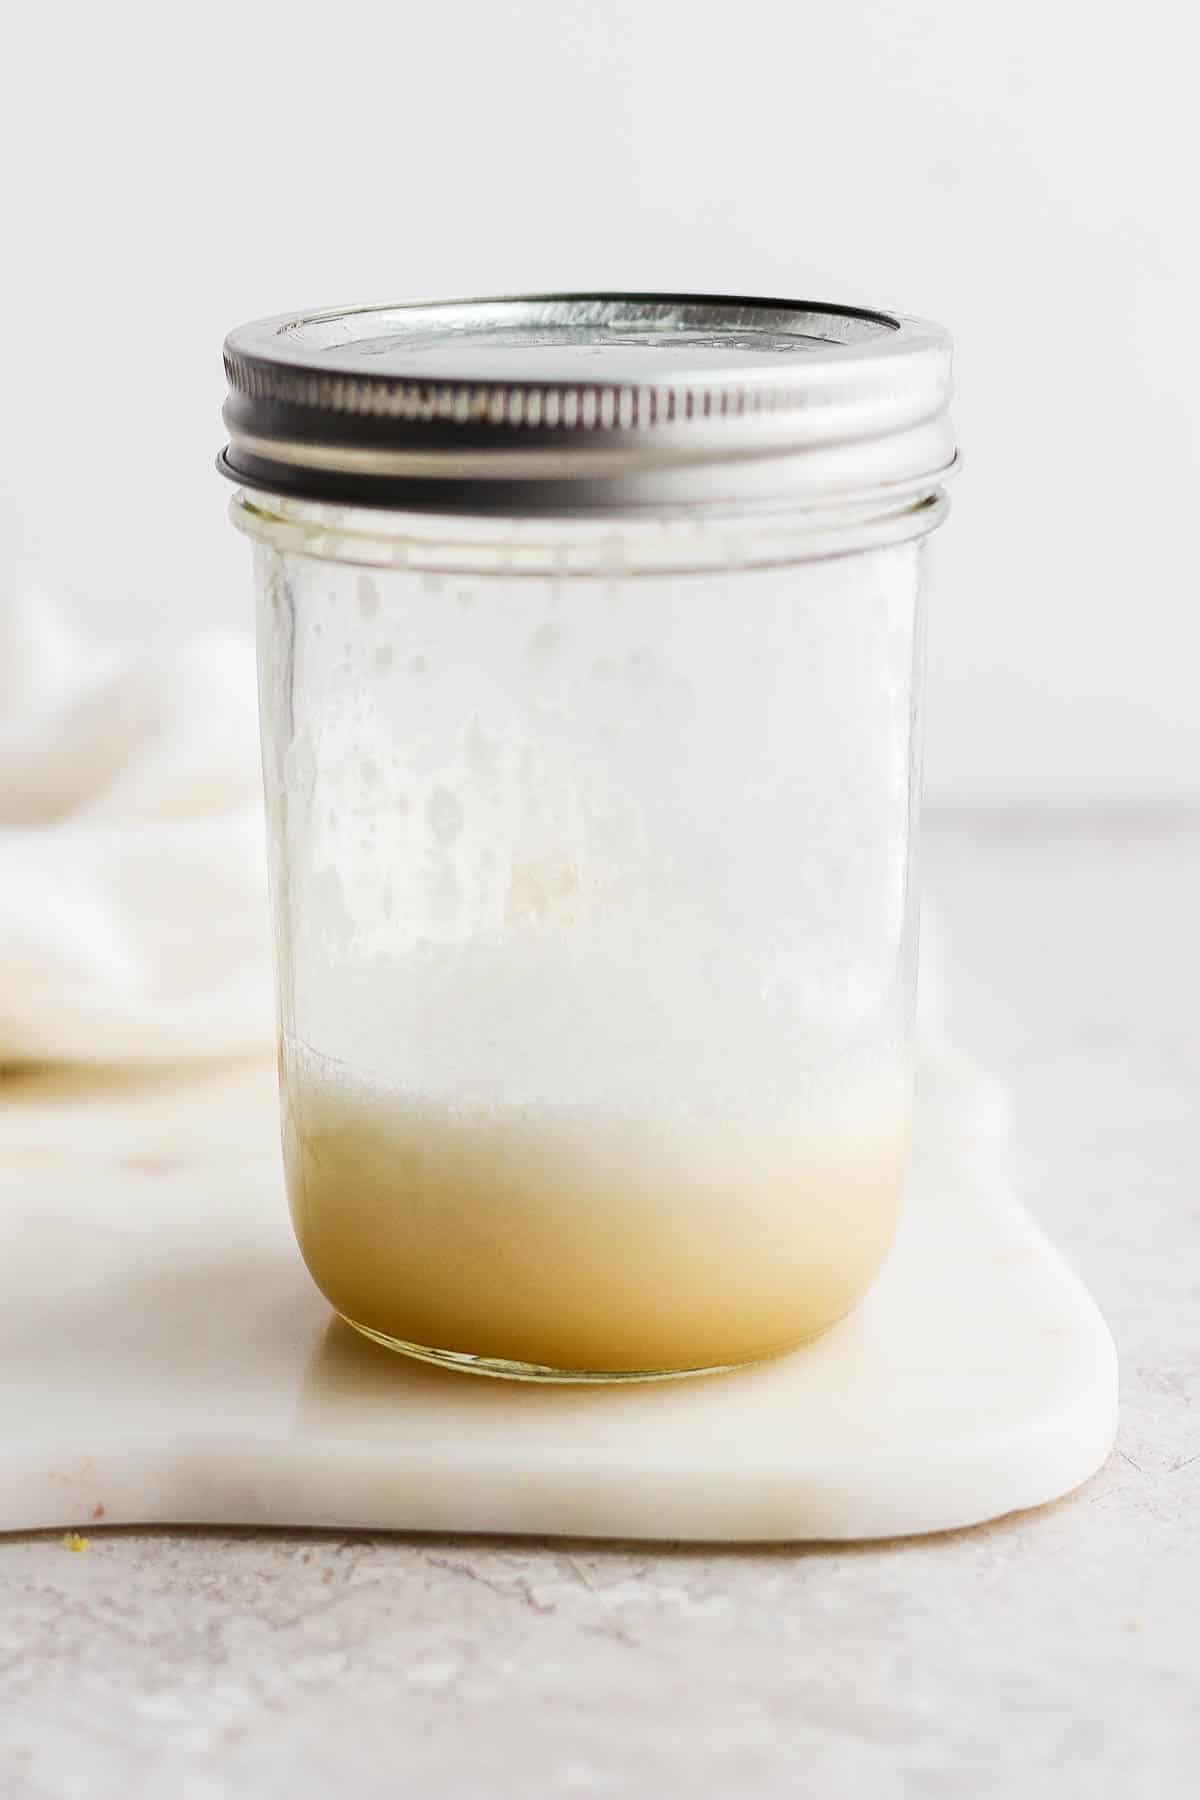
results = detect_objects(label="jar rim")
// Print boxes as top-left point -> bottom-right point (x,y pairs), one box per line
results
229,480 -> 952,576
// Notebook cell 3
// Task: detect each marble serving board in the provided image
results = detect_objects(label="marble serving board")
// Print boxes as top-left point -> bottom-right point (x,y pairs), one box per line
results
0,1053 -> 1116,1542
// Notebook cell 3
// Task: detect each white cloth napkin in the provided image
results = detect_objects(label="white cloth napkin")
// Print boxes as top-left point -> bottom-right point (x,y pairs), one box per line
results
0,587 -> 274,1066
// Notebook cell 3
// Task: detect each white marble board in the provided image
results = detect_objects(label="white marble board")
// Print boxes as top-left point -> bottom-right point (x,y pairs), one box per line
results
0,1053 -> 1116,1542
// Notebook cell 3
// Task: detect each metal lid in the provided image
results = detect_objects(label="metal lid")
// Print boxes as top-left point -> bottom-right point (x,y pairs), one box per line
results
218,292 -> 955,516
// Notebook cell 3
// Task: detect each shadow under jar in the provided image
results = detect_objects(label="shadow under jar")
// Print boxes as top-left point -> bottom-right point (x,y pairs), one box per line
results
219,292 -> 957,1381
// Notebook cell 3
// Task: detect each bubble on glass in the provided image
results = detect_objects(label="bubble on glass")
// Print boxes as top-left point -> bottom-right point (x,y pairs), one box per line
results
427,787 -> 464,845
465,715 -> 497,785
432,864 -> 461,928
525,621 -> 562,665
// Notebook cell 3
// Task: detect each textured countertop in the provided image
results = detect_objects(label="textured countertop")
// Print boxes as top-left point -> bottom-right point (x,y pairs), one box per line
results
2,809 -> 1197,1798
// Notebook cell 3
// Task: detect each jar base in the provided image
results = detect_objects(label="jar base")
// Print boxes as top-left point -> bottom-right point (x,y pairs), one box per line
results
338,1313 -> 813,1384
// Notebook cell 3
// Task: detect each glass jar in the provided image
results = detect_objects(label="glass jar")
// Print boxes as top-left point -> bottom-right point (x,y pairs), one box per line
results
219,293 -> 956,1381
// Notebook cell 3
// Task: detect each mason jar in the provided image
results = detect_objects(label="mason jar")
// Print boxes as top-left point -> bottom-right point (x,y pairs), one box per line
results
218,293 -> 956,1381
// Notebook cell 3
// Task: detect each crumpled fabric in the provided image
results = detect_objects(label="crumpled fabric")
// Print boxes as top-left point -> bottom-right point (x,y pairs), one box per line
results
0,585 -> 274,1066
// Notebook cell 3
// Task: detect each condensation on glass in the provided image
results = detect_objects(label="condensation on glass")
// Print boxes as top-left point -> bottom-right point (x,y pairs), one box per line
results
219,293 -> 957,1381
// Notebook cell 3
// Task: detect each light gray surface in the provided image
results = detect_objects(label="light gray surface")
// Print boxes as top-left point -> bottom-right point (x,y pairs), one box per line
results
2,810 -> 1198,1798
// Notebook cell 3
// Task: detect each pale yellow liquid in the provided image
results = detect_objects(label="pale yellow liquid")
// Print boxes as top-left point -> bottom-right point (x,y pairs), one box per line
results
282,1045 -> 908,1375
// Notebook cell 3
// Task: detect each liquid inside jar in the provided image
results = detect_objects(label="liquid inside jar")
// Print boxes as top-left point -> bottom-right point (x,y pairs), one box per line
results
279,949 -> 909,1378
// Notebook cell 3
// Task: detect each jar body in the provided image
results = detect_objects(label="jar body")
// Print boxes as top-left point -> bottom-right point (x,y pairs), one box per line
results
242,496 -> 930,1378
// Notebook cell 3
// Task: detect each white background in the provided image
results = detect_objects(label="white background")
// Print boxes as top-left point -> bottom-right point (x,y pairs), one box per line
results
4,0 -> 1196,804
